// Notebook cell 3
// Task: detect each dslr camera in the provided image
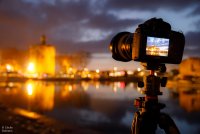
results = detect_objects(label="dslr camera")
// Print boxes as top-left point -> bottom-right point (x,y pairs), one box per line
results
110,18 -> 185,64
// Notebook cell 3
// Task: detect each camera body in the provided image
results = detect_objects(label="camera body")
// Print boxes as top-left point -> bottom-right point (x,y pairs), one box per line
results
110,18 -> 185,64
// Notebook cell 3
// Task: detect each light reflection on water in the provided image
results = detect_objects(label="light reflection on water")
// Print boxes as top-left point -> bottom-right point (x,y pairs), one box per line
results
0,81 -> 199,134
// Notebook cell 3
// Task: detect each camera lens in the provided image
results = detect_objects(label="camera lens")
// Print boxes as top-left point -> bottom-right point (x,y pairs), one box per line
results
109,32 -> 133,62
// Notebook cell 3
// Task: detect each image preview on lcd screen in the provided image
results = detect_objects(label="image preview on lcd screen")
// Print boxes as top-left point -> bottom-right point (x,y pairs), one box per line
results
146,36 -> 169,56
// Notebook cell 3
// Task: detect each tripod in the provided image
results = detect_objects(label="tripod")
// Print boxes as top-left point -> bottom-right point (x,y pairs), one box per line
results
131,63 -> 180,134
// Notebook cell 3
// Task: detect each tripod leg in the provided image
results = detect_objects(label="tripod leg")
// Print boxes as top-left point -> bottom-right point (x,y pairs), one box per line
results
159,113 -> 180,134
131,111 -> 157,134
131,112 -> 140,134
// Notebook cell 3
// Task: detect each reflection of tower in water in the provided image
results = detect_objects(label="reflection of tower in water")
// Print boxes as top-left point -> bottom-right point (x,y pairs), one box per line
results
168,82 -> 200,113
25,81 -> 55,111
179,87 -> 200,112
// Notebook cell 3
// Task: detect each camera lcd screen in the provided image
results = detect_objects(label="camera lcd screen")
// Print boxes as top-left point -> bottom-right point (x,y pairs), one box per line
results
146,36 -> 169,57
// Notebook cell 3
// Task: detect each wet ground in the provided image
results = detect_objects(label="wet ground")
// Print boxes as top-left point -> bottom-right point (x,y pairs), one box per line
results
0,103 -> 101,134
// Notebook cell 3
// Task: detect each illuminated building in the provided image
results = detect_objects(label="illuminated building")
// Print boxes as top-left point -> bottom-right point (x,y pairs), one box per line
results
29,35 -> 56,76
0,48 -> 28,73
179,57 -> 200,77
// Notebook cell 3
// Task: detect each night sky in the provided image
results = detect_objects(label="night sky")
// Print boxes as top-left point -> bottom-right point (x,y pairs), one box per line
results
0,0 -> 200,70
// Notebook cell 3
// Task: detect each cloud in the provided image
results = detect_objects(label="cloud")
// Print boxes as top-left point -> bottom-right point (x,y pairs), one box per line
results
105,0 -> 200,11
0,0 -> 199,57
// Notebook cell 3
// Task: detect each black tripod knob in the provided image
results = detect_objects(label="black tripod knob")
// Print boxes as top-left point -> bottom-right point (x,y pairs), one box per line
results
160,77 -> 167,87
138,81 -> 144,88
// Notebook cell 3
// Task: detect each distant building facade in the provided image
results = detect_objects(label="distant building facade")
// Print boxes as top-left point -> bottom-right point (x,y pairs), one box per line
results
179,57 -> 200,77
0,48 -> 28,72
29,35 -> 56,76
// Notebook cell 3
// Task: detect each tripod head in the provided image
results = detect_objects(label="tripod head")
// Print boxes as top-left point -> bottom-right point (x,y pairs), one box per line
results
135,62 -> 167,111
132,63 -> 180,134
139,62 -> 167,95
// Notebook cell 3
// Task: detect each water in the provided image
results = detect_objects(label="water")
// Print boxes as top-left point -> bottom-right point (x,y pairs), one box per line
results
0,80 -> 199,134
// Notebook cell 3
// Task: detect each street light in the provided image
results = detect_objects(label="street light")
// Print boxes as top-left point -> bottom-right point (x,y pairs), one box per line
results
27,62 -> 35,73
114,67 -> 117,71
137,68 -> 141,71
6,64 -> 13,72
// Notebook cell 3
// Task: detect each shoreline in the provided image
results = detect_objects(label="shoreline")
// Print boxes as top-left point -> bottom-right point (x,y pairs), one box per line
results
0,75 -> 142,83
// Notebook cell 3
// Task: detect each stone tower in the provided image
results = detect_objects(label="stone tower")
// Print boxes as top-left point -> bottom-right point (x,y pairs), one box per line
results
29,35 -> 56,76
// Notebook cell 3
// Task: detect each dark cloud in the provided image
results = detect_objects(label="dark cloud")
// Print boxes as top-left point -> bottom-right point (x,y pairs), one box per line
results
196,20 -> 200,29
105,0 -> 200,11
191,5 -> 200,15
51,34 -> 112,54
184,31 -> 200,57
83,13 -> 142,31
0,0 -> 199,57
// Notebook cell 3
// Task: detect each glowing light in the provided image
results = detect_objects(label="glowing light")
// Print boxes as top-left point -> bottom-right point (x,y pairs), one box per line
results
137,87 -> 142,92
14,108 -> 41,119
82,82 -> 89,91
27,62 -> 35,72
27,83 -> 33,96
127,70 -> 134,75
6,64 -> 13,71
96,69 -> 100,73
119,82 -> 125,88
95,83 -> 100,89
109,72 -> 114,77
69,67 -> 73,71
62,85 -> 72,97
84,68 -> 88,71
87,74 -> 91,78
113,87 -> 117,93
114,67 -> 117,71
69,85 -> 73,92
137,68 -> 141,71
8,82 -> 14,87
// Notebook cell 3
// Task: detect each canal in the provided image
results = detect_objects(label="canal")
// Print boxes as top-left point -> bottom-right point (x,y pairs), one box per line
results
0,80 -> 199,134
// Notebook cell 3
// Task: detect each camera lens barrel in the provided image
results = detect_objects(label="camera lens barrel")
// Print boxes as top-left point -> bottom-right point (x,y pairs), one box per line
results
109,32 -> 133,62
